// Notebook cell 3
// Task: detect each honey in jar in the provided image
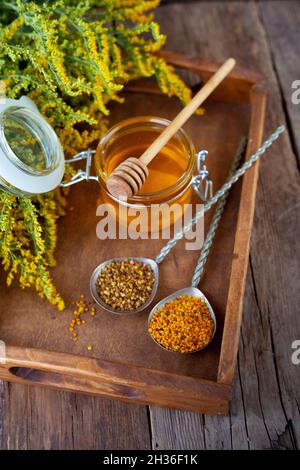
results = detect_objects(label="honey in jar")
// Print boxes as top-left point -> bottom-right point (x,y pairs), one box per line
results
95,116 -> 197,233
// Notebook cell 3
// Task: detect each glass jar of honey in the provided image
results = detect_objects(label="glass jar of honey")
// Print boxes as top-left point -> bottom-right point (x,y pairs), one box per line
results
94,116 -> 211,233
0,101 -> 211,235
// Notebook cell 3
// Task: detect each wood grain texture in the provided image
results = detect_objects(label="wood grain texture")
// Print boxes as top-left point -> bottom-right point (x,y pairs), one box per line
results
0,54 -> 262,415
0,381 -> 150,450
150,0 -> 300,450
259,0 -> 300,168
0,345 -> 231,415
217,83 -> 266,384
0,0 -> 299,449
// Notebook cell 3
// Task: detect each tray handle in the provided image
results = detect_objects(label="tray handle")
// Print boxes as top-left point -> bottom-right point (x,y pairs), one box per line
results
0,345 -> 231,414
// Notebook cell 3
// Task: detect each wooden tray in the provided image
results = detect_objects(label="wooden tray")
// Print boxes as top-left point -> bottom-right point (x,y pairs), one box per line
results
0,52 -> 266,415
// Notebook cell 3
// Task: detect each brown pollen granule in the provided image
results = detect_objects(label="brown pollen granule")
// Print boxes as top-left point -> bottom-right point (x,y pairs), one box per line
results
96,259 -> 155,311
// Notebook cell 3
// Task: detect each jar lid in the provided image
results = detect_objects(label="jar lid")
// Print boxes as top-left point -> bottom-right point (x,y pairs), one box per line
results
0,96 -> 65,195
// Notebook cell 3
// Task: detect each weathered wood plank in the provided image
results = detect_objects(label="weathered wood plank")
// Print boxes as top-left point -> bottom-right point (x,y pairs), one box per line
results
0,381 -> 150,450
151,0 -> 300,450
1,1 -> 299,450
259,0 -> 300,167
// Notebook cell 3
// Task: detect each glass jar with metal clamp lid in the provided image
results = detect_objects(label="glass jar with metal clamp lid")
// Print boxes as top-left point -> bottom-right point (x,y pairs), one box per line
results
93,116 -> 213,232
0,98 -> 213,226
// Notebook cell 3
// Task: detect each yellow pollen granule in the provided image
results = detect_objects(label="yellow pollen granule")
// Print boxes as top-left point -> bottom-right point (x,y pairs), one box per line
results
148,295 -> 214,353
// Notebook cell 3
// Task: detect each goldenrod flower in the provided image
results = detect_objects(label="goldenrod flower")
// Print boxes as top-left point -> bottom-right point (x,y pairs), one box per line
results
0,0 -> 195,310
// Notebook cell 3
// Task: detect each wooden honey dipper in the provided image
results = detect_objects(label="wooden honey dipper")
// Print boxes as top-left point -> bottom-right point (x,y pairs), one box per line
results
106,58 -> 236,199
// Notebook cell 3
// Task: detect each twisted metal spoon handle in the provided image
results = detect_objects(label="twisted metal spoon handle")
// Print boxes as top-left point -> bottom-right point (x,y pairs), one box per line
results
155,124 -> 285,265
191,137 -> 246,287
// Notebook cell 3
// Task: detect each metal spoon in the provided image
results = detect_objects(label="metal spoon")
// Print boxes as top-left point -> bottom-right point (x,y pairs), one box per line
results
90,257 -> 159,315
148,287 -> 217,353
90,126 -> 285,317
147,139 -> 245,352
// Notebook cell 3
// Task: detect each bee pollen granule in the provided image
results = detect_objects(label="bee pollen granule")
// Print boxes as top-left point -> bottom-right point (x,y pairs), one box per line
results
96,259 -> 155,311
148,295 -> 214,353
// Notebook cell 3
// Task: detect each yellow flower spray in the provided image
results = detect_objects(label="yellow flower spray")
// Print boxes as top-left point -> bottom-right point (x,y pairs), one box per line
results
0,0 -> 195,309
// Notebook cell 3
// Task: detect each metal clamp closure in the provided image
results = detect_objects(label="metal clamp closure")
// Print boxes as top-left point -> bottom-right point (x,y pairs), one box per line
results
191,150 -> 213,201
60,149 -> 98,188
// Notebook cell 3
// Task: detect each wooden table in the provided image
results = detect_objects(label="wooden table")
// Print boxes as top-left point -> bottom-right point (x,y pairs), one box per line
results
0,1 -> 299,450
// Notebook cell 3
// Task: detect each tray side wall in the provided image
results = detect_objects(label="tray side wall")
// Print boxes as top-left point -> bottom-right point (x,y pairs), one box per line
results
0,345 -> 231,415
0,53 -> 265,414
218,84 -> 267,384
